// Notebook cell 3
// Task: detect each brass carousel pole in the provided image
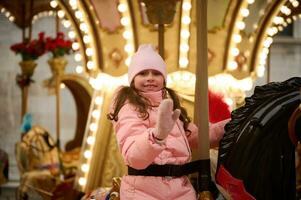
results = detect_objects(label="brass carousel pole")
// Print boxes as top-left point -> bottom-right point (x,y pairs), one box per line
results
21,0 -> 25,41
48,55 -> 67,177
55,70 -> 64,177
158,24 -> 164,58
20,0 -> 27,120
55,77 -> 61,150
28,0 -> 33,41
141,0 -> 177,58
267,51 -> 271,83
195,0 -> 213,199
21,78 -> 29,119
20,0 -> 34,120
55,11 -> 61,150
51,10 -> 65,177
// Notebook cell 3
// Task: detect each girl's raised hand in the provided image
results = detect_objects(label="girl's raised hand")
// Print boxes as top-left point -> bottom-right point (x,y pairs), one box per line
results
154,99 -> 181,140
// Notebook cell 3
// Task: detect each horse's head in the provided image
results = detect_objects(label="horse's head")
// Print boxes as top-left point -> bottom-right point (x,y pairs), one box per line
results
17,126 -> 60,175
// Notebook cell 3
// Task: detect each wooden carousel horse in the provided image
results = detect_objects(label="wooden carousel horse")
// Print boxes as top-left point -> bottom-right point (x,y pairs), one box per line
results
216,77 -> 301,200
15,126 -> 60,199
16,126 -> 60,175
15,125 -> 82,199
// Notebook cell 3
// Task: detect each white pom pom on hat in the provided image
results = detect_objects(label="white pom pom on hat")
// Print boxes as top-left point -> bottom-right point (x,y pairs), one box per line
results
128,44 -> 166,84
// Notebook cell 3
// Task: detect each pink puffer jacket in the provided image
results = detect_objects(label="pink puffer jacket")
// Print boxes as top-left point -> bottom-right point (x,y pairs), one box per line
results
112,90 -> 228,200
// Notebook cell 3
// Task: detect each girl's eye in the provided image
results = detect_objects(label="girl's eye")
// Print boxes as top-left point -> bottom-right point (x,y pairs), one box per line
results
139,71 -> 148,76
153,71 -> 161,76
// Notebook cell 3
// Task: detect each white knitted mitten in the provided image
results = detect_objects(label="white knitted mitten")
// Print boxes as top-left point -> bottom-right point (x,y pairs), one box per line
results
154,99 -> 181,140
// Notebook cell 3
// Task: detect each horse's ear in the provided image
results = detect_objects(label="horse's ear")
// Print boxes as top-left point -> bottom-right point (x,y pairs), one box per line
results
42,131 -> 56,149
288,88 -> 301,146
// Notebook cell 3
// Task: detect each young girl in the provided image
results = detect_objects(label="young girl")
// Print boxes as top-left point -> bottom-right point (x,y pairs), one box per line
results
107,44 -> 228,200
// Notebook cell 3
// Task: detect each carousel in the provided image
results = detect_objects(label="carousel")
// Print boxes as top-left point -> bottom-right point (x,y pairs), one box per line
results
0,0 -> 300,199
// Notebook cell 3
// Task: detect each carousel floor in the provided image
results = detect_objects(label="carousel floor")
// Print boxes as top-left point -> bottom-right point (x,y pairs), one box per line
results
0,181 -> 19,200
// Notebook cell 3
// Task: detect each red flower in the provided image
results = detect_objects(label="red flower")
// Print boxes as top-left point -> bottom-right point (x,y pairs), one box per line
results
10,32 -> 77,61
10,32 -> 46,61
45,32 -> 76,58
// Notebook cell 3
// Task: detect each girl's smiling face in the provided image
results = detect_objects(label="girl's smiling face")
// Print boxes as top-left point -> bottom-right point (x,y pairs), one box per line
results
133,69 -> 164,92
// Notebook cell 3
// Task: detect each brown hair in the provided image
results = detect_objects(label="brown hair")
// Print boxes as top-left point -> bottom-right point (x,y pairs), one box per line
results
107,85 -> 192,134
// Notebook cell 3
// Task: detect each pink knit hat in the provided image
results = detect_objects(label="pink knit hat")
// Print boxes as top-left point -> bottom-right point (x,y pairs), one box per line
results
128,44 -> 166,84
